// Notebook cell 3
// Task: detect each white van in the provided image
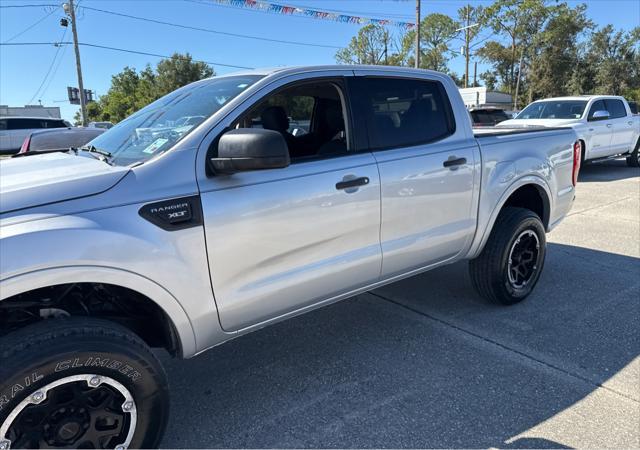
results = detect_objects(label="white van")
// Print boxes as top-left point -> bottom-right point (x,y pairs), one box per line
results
0,116 -> 70,154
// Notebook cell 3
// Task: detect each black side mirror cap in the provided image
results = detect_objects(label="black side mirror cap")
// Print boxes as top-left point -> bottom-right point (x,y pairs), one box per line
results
209,128 -> 290,175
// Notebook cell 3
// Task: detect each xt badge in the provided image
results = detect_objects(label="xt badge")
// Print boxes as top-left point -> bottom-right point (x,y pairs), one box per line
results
139,195 -> 203,231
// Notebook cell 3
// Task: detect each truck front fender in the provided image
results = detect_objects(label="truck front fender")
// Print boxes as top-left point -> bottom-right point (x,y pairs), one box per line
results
0,265 -> 197,357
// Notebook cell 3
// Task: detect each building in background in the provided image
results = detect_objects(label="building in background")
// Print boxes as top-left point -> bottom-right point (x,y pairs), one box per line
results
0,104 -> 62,118
458,87 -> 513,109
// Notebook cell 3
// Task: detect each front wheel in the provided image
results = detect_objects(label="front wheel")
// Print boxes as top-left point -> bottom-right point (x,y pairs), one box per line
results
626,139 -> 640,167
0,318 -> 169,449
469,207 -> 546,305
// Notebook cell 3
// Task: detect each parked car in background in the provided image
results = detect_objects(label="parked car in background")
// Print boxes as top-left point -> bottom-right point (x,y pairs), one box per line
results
0,66 -> 580,448
17,126 -> 105,154
0,116 -> 70,155
469,106 -> 511,128
88,121 -> 114,129
498,95 -> 640,167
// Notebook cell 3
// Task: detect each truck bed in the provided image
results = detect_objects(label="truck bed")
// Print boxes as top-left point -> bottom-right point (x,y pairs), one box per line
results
473,126 -> 569,138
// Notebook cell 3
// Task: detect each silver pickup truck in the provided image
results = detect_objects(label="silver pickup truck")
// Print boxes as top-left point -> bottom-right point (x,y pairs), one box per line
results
0,66 -> 579,449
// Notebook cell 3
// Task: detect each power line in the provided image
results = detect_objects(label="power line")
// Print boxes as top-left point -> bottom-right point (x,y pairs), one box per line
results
79,5 -> 342,49
41,38 -> 70,99
0,42 -> 255,69
0,4 -> 57,8
2,9 -> 56,43
27,29 -> 68,104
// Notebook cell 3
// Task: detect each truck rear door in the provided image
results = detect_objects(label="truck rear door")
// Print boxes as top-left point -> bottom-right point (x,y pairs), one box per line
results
586,99 -> 614,158
605,99 -> 635,154
350,72 -> 479,278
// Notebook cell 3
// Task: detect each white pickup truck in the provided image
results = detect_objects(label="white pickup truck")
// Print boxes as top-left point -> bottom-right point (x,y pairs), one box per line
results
499,95 -> 640,167
0,66 -> 580,449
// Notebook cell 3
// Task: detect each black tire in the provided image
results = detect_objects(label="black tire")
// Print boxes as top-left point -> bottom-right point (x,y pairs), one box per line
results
469,207 -> 546,305
0,318 -> 169,449
626,139 -> 640,168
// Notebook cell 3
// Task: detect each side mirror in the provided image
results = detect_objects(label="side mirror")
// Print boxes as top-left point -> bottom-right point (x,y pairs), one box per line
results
209,128 -> 290,174
589,110 -> 610,121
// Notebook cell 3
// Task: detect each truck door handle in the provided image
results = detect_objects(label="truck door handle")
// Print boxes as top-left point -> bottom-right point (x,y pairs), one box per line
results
336,177 -> 369,190
443,157 -> 467,168
606,124 -> 613,128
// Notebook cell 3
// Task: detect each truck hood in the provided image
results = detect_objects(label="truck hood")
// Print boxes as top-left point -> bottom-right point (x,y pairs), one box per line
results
497,118 -> 581,128
0,152 -> 129,214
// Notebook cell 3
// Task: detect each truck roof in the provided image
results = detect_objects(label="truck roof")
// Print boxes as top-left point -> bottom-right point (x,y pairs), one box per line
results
208,65 -> 446,79
0,116 -> 66,120
530,95 -> 627,102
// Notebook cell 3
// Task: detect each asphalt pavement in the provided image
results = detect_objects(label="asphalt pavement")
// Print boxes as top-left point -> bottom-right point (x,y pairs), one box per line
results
161,159 -> 640,448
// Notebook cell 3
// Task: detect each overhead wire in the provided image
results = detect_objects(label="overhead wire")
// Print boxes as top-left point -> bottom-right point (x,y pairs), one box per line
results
78,5 -> 342,49
0,42 -> 255,69
2,8 -> 56,42
26,28 -> 68,104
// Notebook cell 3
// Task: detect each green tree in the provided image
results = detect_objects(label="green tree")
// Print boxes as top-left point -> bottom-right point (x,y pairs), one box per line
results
154,53 -> 214,96
458,4 -> 486,87
478,0 -> 549,98
335,24 -> 402,65
403,13 -> 460,72
585,25 -> 639,96
528,3 -> 593,99
74,53 -> 214,125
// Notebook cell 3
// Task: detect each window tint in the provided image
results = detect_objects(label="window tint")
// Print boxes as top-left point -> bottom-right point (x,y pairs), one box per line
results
356,77 -> 454,150
588,100 -> 607,120
471,109 -> 509,126
517,100 -> 586,119
44,119 -> 68,128
7,118 -> 45,130
233,81 -> 349,160
0,119 -> 6,131
605,99 -> 627,119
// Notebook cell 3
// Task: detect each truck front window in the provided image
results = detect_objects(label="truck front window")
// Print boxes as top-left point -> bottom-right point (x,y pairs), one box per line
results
87,75 -> 263,167
517,100 -> 587,119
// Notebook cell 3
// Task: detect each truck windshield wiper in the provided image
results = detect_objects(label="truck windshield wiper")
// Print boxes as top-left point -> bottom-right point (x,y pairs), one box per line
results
75,145 -> 113,165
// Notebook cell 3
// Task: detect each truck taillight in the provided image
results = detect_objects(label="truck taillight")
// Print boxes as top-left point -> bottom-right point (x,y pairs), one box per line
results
572,140 -> 581,187
19,136 -> 31,154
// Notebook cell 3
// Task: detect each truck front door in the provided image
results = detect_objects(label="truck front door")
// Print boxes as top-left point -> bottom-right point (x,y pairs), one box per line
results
198,75 -> 382,331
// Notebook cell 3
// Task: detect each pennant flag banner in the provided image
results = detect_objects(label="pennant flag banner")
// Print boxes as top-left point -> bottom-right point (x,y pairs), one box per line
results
210,0 -> 416,29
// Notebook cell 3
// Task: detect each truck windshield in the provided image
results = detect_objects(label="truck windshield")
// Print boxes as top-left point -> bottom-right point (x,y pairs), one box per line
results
88,75 -> 263,166
516,100 -> 587,120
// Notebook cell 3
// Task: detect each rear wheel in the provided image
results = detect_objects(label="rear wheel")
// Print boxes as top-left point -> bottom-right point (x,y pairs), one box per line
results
469,207 -> 546,305
0,318 -> 169,449
626,139 -> 640,167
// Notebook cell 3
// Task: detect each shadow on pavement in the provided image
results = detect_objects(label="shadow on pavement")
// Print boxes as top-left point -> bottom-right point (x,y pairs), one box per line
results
578,158 -> 640,182
160,243 -> 639,448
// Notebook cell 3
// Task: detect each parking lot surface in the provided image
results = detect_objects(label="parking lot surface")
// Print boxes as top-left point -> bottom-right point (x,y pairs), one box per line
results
161,159 -> 639,448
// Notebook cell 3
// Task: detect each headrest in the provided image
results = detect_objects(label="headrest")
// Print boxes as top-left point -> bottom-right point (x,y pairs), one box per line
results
261,106 -> 289,132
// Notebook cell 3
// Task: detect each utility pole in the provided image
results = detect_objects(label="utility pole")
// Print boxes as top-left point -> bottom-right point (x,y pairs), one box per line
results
66,0 -> 87,126
513,48 -> 524,111
464,5 -> 470,88
473,61 -> 477,87
414,0 -> 420,69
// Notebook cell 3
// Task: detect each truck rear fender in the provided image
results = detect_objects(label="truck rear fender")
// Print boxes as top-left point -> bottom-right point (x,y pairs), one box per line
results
466,175 -> 552,260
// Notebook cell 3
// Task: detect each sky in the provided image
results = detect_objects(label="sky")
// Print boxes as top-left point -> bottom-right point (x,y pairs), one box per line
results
1,0 -> 639,122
